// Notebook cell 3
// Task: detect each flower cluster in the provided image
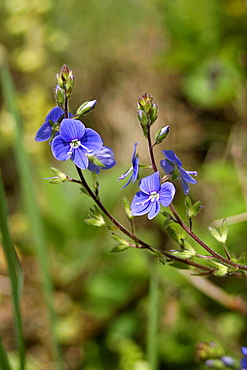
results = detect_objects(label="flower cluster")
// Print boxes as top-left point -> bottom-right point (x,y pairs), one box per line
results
35,66 -> 116,173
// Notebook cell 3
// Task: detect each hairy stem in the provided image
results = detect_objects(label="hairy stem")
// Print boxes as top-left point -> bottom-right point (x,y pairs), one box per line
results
147,125 -> 158,172
169,203 -> 247,271
72,168 -> 245,276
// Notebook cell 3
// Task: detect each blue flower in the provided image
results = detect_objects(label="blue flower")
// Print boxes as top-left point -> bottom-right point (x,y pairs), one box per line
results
51,118 -> 103,170
160,150 -> 197,195
131,171 -> 175,220
118,142 -> 139,188
241,347 -> 247,369
35,106 -> 68,142
88,146 -> 116,174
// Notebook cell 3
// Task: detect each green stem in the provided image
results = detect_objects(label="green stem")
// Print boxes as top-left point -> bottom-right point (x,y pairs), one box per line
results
147,263 -> 159,370
169,203 -> 247,271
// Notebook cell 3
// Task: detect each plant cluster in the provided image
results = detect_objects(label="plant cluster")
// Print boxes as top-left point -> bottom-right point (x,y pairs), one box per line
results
35,65 -> 247,369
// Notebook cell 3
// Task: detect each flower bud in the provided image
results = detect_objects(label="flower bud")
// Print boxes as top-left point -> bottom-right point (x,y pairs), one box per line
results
150,103 -> 158,124
46,167 -> 67,184
154,125 -> 170,144
138,93 -> 153,114
76,100 -> 97,116
54,84 -> 65,106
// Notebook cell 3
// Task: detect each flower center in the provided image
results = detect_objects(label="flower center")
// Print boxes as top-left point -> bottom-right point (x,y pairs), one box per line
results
135,191 -> 159,206
68,139 -> 93,156
149,191 -> 159,203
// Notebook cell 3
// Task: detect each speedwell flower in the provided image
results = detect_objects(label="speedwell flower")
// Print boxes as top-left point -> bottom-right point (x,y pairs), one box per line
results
241,347 -> 247,370
51,118 -> 103,170
88,146 -> 116,174
35,106 -> 68,142
118,142 -> 139,188
160,150 -> 197,195
131,171 -> 175,220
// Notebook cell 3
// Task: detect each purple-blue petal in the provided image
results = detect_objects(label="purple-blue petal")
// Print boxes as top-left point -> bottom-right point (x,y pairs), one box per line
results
139,171 -> 161,194
242,347 -> 247,356
80,128 -> 103,152
132,156 -> 139,182
132,142 -> 138,164
181,178 -> 190,195
160,159 -> 174,174
46,106 -> 64,122
88,146 -> 116,173
162,150 -> 182,166
52,136 -> 71,161
35,121 -> 52,142
148,201 -> 160,220
60,119 -> 85,141
131,192 -> 152,216
178,165 -> 197,184
71,147 -> 89,169
159,182 -> 176,207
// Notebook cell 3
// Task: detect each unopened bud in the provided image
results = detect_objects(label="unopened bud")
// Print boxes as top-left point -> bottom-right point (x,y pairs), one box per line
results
154,125 -> 169,144
150,103 -> 158,124
76,100 -> 97,116
54,84 -> 65,106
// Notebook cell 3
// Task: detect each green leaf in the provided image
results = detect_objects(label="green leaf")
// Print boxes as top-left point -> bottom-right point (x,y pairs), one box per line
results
220,218 -> 228,244
111,233 -> 130,247
111,245 -> 129,253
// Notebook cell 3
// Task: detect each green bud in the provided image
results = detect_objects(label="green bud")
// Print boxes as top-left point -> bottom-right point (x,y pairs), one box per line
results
138,93 -> 153,114
171,250 -> 195,259
208,260 -> 228,277
84,217 -> 105,227
185,196 -> 203,218
88,155 -> 105,168
122,197 -> 133,220
150,103 -> 158,124
111,245 -> 129,253
54,84 -> 64,106
76,100 -> 97,116
47,167 -> 67,184
84,206 -> 106,227
154,125 -> 170,144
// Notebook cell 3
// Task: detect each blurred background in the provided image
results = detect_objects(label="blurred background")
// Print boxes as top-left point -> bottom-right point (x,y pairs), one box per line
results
1,0 -> 247,369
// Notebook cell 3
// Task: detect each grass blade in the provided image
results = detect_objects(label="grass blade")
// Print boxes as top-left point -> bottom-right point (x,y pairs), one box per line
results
0,51 -> 63,369
0,170 -> 25,369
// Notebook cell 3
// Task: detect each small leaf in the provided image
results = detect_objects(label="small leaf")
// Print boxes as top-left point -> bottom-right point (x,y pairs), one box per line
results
122,197 -> 133,220
111,245 -> 129,253
220,218 -> 228,244
208,226 -> 223,243
111,233 -> 129,247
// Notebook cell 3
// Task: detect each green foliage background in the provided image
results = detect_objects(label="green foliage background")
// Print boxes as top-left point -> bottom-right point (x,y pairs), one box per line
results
1,0 -> 247,369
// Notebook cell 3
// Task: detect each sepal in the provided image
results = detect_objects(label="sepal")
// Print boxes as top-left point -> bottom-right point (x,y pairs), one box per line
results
84,206 -> 106,227
47,167 -> 67,184
185,196 -> 203,218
